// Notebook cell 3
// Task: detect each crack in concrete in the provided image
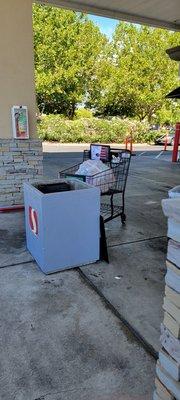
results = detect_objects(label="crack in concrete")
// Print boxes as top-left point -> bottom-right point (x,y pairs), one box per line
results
108,235 -> 167,248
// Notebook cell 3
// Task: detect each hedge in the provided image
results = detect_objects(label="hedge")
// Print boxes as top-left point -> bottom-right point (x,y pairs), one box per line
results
37,115 -> 163,144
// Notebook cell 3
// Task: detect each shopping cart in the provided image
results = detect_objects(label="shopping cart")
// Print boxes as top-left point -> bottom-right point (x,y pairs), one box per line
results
59,145 -> 131,224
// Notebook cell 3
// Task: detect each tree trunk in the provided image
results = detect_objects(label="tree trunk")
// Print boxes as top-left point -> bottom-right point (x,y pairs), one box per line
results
69,103 -> 76,120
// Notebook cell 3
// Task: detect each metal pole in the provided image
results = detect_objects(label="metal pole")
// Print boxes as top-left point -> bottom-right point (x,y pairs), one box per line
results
130,136 -> 133,153
172,123 -> 180,162
125,137 -> 128,150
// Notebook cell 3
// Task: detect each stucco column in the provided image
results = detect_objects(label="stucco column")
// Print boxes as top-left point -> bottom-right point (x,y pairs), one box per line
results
0,0 -> 36,139
0,0 -> 43,207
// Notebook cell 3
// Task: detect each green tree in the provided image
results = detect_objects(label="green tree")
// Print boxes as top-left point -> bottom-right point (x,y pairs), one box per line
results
87,23 -> 180,122
33,4 -> 106,117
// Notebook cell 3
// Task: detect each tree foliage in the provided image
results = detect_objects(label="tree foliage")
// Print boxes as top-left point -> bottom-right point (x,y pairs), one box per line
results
87,23 -> 180,122
33,4 -> 106,117
33,6 -> 180,124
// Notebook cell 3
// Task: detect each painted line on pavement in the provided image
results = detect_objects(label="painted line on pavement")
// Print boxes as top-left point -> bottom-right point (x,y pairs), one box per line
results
155,151 -> 164,159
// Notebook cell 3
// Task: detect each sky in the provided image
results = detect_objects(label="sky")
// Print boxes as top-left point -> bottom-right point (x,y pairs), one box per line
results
88,15 -> 118,38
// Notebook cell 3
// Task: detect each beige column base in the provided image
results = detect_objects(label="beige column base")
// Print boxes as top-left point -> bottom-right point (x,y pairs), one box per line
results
0,139 -> 43,206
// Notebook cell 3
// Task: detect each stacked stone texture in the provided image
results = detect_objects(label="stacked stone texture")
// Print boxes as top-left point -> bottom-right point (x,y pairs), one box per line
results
0,139 -> 43,206
154,197 -> 180,400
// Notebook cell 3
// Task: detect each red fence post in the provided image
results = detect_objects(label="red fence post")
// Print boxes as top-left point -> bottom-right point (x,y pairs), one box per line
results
125,137 -> 128,150
130,136 -> 133,153
125,136 -> 133,152
172,123 -> 180,162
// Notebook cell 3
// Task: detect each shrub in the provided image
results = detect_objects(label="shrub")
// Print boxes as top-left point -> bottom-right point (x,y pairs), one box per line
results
37,114 -> 161,144
75,108 -> 93,119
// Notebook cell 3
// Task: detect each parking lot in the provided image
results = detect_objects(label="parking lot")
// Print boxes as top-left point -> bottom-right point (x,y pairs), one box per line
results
0,143 -> 180,400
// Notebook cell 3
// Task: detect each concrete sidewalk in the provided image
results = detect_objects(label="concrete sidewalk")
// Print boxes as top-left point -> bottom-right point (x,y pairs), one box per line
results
1,151 -> 180,399
0,210 -> 155,400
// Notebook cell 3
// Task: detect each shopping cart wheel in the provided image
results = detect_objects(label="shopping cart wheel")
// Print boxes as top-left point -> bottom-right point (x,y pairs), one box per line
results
121,213 -> 126,224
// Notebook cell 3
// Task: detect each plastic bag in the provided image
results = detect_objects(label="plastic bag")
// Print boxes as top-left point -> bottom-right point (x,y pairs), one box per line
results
76,160 -> 107,176
75,160 -> 115,193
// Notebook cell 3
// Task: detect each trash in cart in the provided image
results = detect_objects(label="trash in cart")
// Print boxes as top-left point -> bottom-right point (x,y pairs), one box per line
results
75,159 -> 115,193
24,179 -> 100,274
59,144 -> 131,224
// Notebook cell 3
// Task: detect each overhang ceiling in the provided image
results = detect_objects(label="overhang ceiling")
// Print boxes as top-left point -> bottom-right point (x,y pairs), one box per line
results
166,46 -> 180,61
166,87 -> 180,99
38,0 -> 180,31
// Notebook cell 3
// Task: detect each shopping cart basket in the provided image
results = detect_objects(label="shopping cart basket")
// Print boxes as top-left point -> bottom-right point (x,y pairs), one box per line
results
59,145 -> 131,224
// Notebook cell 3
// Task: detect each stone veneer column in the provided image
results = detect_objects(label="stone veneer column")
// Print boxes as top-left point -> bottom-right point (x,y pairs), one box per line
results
0,139 -> 43,206
154,196 -> 180,399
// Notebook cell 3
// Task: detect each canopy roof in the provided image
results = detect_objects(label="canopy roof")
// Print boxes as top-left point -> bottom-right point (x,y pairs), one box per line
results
39,0 -> 180,31
166,87 -> 180,99
166,46 -> 180,61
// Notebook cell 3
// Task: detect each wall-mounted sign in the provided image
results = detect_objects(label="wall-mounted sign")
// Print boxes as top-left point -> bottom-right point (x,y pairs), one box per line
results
11,105 -> 29,139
